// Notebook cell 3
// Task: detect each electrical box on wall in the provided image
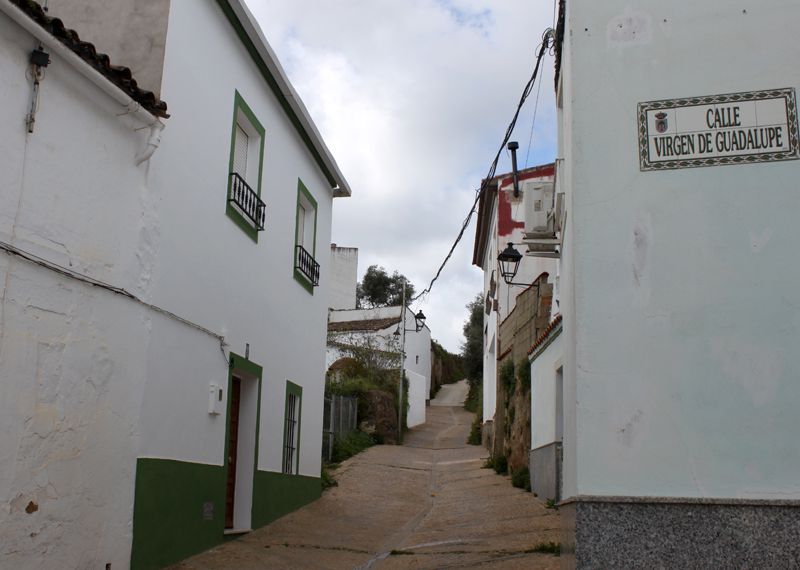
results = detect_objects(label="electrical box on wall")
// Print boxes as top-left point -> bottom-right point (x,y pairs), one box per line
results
208,383 -> 223,415
523,180 -> 554,234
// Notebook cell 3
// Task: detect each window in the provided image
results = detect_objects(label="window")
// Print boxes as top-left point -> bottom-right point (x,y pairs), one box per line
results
227,91 -> 266,241
282,381 -> 303,475
293,179 -> 319,292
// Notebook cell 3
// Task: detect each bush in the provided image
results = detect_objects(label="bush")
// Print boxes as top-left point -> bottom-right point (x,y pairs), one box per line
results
483,454 -> 508,475
517,359 -> 531,393
511,466 -> 531,492
467,414 -> 482,445
500,360 -> 515,394
529,541 -> 561,555
464,382 -> 482,414
321,464 -> 338,490
331,430 -> 375,463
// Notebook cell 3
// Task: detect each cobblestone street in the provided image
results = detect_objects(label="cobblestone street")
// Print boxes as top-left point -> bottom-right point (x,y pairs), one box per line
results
172,384 -> 560,569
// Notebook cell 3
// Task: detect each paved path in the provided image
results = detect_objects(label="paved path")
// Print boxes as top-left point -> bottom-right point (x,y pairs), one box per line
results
430,379 -> 469,407
172,405 -> 560,570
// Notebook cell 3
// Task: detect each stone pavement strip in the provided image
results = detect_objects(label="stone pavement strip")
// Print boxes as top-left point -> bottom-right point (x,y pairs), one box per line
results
171,404 -> 560,570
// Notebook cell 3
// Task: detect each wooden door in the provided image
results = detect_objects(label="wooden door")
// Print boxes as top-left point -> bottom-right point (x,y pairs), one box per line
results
225,377 -> 241,529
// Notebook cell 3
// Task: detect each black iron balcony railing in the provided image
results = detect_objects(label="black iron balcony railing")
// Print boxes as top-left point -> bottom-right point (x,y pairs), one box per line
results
295,245 -> 320,286
229,172 -> 265,231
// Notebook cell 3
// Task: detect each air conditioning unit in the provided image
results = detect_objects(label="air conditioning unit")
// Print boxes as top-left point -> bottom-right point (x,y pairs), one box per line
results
521,184 -> 565,259
523,180 -> 554,235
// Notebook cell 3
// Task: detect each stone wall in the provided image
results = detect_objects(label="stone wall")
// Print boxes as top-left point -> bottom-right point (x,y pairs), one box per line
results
492,274 -> 553,474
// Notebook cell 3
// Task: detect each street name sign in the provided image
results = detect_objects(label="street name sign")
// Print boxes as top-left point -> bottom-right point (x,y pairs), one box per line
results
638,88 -> 800,171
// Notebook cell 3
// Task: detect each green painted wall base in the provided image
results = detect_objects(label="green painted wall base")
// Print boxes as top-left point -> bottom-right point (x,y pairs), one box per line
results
131,459 -> 225,570
131,458 -> 321,569
252,470 -> 321,528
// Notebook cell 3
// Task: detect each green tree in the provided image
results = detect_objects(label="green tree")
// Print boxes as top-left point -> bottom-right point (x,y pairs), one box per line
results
461,293 -> 484,385
356,265 -> 416,308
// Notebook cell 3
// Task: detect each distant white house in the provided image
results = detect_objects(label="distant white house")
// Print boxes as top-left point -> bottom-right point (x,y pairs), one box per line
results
0,1 -> 351,568
471,164 -> 555,433
328,244 -> 359,310
328,306 -> 432,428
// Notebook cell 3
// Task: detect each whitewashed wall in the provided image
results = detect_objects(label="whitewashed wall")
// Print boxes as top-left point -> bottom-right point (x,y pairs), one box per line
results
561,0 -> 800,500
140,0 -> 337,479
406,370 -> 427,428
530,333 -> 563,450
328,245 -> 358,310
480,202 -> 498,422
0,9 -> 155,568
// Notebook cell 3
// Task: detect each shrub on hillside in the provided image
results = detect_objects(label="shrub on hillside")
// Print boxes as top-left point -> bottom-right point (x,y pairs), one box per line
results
331,430 -> 375,463
511,466 -> 531,492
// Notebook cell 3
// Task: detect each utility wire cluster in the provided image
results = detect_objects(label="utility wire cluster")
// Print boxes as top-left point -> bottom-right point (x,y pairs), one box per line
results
412,29 -> 555,302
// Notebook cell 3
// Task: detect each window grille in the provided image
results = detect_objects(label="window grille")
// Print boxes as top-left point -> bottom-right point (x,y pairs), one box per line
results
283,393 -> 299,474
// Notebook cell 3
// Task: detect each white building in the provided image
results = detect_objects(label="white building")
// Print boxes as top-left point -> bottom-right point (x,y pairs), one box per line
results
0,0 -> 351,568
328,306 -> 432,428
528,316 -> 563,502
553,1 -> 800,566
471,164 -> 555,431
328,244 -> 359,310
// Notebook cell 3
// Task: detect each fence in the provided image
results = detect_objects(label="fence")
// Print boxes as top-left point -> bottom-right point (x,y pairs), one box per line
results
321,394 -> 358,462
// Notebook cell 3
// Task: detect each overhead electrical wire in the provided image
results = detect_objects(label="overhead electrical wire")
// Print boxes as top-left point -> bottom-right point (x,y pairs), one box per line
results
0,239 -> 230,364
523,66 -> 544,168
412,28 -> 555,302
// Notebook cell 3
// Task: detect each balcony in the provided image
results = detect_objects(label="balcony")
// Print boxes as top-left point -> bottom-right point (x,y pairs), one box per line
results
295,245 -> 320,286
229,172 -> 265,231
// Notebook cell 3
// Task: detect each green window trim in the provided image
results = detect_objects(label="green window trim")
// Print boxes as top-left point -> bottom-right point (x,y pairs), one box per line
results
282,380 -> 303,475
293,179 -> 318,294
226,90 -> 266,243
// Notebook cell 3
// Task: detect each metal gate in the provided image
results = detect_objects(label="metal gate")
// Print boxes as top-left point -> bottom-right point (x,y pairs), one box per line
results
321,394 -> 358,462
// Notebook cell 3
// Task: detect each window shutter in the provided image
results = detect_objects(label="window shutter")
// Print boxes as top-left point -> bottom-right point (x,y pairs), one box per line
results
296,204 -> 306,247
233,124 -> 249,179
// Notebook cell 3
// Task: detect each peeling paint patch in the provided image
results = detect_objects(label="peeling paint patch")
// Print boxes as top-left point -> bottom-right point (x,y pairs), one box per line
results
618,410 -> 643,447
749,228 -> 772,254
24,501 -> 38,514
608,9 -> 652,47
632,222 -> 648,286
497,189 -> 525,237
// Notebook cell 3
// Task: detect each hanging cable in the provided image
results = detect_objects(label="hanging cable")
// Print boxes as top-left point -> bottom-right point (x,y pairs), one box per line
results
523,66 -> 543,168
412,28 -> 555,302
0,239 -> 230,364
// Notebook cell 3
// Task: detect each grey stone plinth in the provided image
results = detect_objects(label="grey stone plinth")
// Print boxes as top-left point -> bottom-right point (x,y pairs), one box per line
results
529,442 -> 562,502
560,497 -> 800,569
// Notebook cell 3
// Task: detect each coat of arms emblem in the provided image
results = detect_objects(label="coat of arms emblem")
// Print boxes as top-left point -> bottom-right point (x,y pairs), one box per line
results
655,112 -> 668,133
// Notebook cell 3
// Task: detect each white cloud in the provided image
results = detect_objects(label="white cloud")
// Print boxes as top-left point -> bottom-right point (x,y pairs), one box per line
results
247,0 -> 558,352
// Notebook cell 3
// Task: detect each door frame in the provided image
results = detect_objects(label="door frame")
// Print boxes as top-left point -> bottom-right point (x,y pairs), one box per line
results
223,352 -> 262,532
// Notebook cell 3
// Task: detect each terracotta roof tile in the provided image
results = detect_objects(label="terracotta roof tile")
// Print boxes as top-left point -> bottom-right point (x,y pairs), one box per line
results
527,314 -> 563,357
10,0 -> 169,118
328,316 -> 401,333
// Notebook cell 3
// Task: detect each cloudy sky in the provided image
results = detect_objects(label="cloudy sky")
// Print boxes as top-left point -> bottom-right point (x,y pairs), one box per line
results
247,0 -> 558,353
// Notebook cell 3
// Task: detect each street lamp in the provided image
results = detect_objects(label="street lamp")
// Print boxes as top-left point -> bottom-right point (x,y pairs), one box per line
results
498,242 -> 524,285
393,309 -> 426,335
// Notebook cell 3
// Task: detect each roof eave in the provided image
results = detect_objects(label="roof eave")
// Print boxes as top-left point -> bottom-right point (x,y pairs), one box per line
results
223,0 -> 352,198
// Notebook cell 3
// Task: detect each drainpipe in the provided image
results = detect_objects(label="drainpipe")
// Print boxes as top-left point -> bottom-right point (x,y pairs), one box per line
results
135,121 -> 165,166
